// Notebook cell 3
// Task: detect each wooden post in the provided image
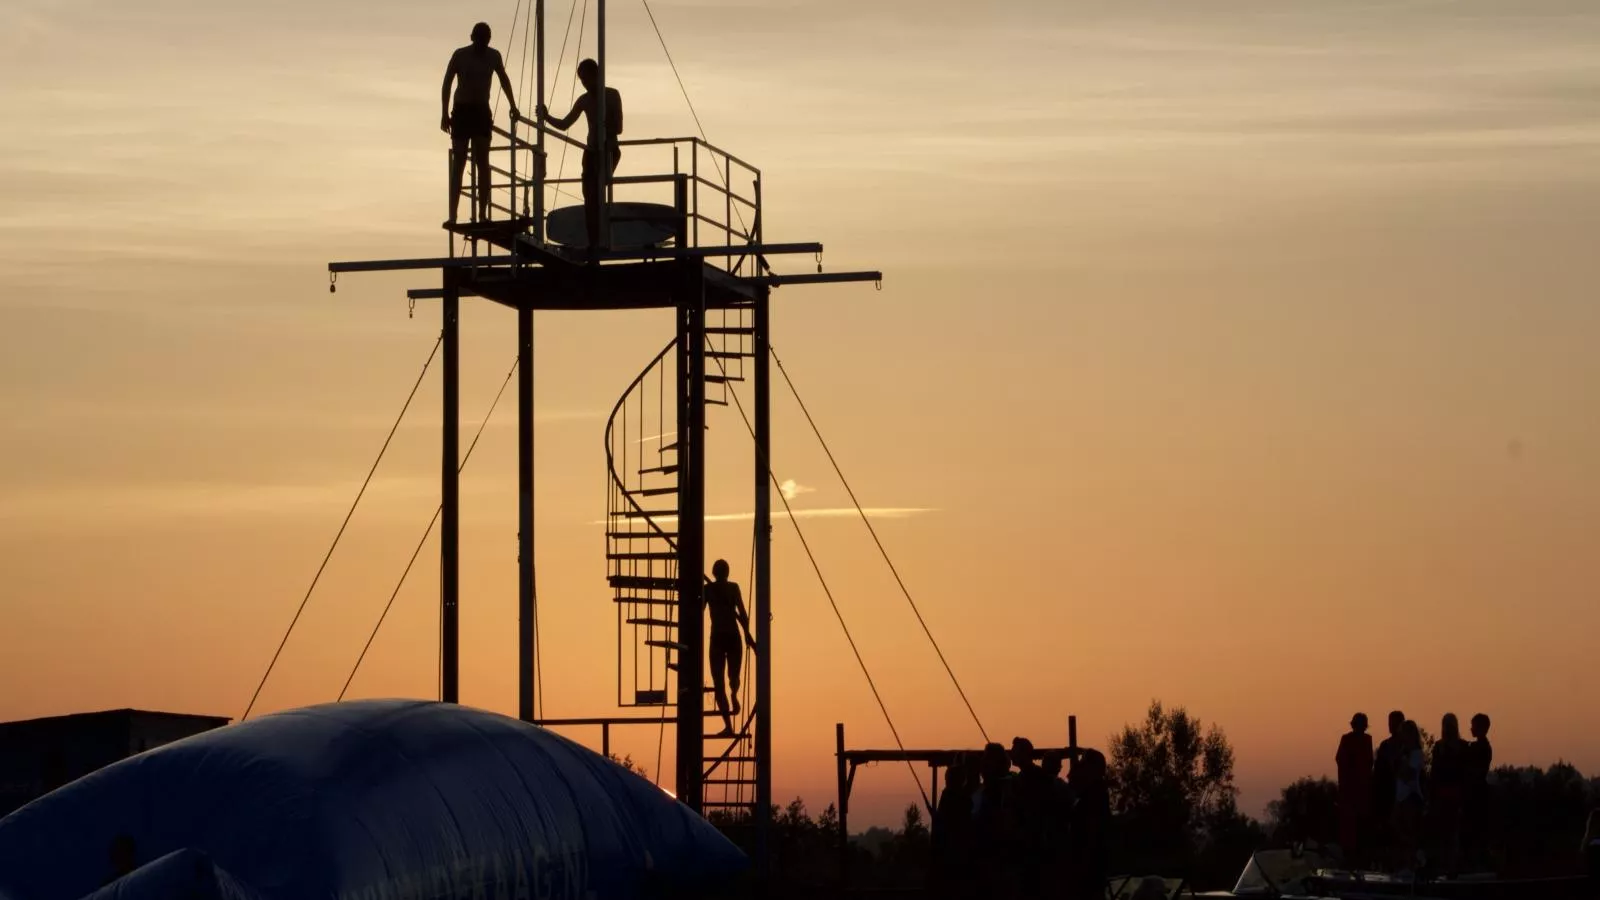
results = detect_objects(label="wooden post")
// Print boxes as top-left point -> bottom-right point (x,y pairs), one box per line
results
836,722 -> 849,888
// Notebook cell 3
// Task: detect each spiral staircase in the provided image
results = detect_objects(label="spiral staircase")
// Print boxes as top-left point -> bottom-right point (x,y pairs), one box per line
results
604,303 -> 761,820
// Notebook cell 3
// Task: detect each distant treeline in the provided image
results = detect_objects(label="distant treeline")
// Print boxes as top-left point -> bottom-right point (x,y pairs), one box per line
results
693,701 -> 1599,896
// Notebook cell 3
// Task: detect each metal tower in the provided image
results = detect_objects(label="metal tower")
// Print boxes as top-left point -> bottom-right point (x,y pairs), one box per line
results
327,0 -> 879,870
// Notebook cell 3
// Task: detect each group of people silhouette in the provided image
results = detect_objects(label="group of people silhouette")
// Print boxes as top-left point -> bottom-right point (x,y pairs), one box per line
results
929,738 -> 1112,900
440,23 -> 622,250
1335,709 -> 1493,875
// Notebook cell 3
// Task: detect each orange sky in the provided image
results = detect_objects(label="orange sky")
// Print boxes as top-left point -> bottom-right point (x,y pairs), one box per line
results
2,0 -> 1598,827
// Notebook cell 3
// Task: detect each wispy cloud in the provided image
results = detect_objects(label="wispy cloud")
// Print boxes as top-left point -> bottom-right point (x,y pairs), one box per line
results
594,507 -> 936,525
778,479 -> 815,501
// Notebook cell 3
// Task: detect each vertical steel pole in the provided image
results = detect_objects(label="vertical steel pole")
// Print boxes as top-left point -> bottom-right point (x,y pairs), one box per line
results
441,269 -> 461,704
517,300 -> 534,722
534,0 -> 547,241
595,0 -> 610,249
836,722 -> 849,888
674,255 -> 706,811
753,283 -> 773,872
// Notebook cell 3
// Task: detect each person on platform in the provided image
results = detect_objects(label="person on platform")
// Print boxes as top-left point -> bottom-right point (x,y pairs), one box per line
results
1430,713 -> 1470,874
973,742 -> 1019,898
1464,713 -> 1494,869
1010,736 -> 1053,897
932,756 -> 978,900
1066,748 -> 1111,900
1392,719 -> 1426,873
1336,712 -> 1374,866
540,58 -> 623,253
1371,709 -> 1406,863
702,558 -> 753,737
441,22 -> 518,225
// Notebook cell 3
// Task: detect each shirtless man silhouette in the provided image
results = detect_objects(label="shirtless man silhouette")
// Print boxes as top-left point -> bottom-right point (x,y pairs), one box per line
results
702,559 -> 754,737
441,22 -> 518,225
539,59 -> 623,251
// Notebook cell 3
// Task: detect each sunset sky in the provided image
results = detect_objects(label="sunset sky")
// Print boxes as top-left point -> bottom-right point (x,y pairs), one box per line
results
2,0 -> 1598,827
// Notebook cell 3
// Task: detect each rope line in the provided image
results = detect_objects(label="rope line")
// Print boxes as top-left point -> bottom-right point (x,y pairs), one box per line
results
337,355 -> 520,702
496,0 -> 524,118
548,0 -> 589,213
771,346 -> 989,744
705,338 -> 930,812
241,333 -> 443,721
637,0 -> 749,236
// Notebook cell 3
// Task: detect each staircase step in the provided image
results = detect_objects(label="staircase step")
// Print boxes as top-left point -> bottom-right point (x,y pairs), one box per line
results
608,551 -> 677,561
620,508 -> 677,519
645,639 -> 687,651
658,441 -> 680,452
634,689 -> 669,705
704,374 -> 743,384
638,464 -> 680,475
626,617 -> 677,628
706,327 -> 754,335
615,596 -> 678,606
705,351 -> 751,360
609,575 -> 681,591
607,530 -> 677,540
627,486 -> 677,497
704,732 -> 751,741
704,397 -> 729,406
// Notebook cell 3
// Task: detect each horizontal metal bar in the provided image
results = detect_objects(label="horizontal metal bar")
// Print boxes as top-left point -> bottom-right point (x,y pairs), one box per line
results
691,174 -> 755,209
329,255 -> 519,274
842,747 -> 1079,764
691,212 -> 750,242
406,287 -> 481,300
752,271 -> 882,287
504,117 -> 587,150
616,136 -> 760,177
532,716 -> 673,727
513,238 -> 816,262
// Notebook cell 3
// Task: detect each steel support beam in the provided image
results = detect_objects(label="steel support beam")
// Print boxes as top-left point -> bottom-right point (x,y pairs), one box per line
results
517,301 -> 534,722
753,285 -> 773,872
441,269 -> 461,704
674,257 -> 707,812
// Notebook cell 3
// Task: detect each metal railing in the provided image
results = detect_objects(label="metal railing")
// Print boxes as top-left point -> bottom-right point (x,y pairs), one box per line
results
452,116 -> 764,276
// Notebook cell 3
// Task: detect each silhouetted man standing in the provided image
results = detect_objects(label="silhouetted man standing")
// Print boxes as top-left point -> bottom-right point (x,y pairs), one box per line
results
1464,713 -> 1494,868
540,59 -> 623,252
1371,709 -> 1406,862
702,559 -> 753,737
442,23 -> 518,225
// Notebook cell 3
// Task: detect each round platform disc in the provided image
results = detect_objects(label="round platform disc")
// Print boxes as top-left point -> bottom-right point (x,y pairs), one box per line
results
546,202 -> 680,249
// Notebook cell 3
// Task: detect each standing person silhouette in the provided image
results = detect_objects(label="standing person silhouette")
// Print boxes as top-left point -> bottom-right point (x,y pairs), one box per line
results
1337,713 -> 1374,866
1464,713 -> 1494,869
540,59 -> 623,253
441,23 -> 518,225
1372,709 -> 1406,865
702,559 -> 753,737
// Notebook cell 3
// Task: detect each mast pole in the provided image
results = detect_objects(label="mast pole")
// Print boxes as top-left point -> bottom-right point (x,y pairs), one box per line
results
517,0 -> 545,727
534,0 -> 546,241
595,0 -> 610,250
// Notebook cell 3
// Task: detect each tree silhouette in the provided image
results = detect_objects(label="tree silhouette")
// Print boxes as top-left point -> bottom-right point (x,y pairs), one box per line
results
1267,776 -> 1339,846
606,752 -> 648,780
1108,700 -> 1243,874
